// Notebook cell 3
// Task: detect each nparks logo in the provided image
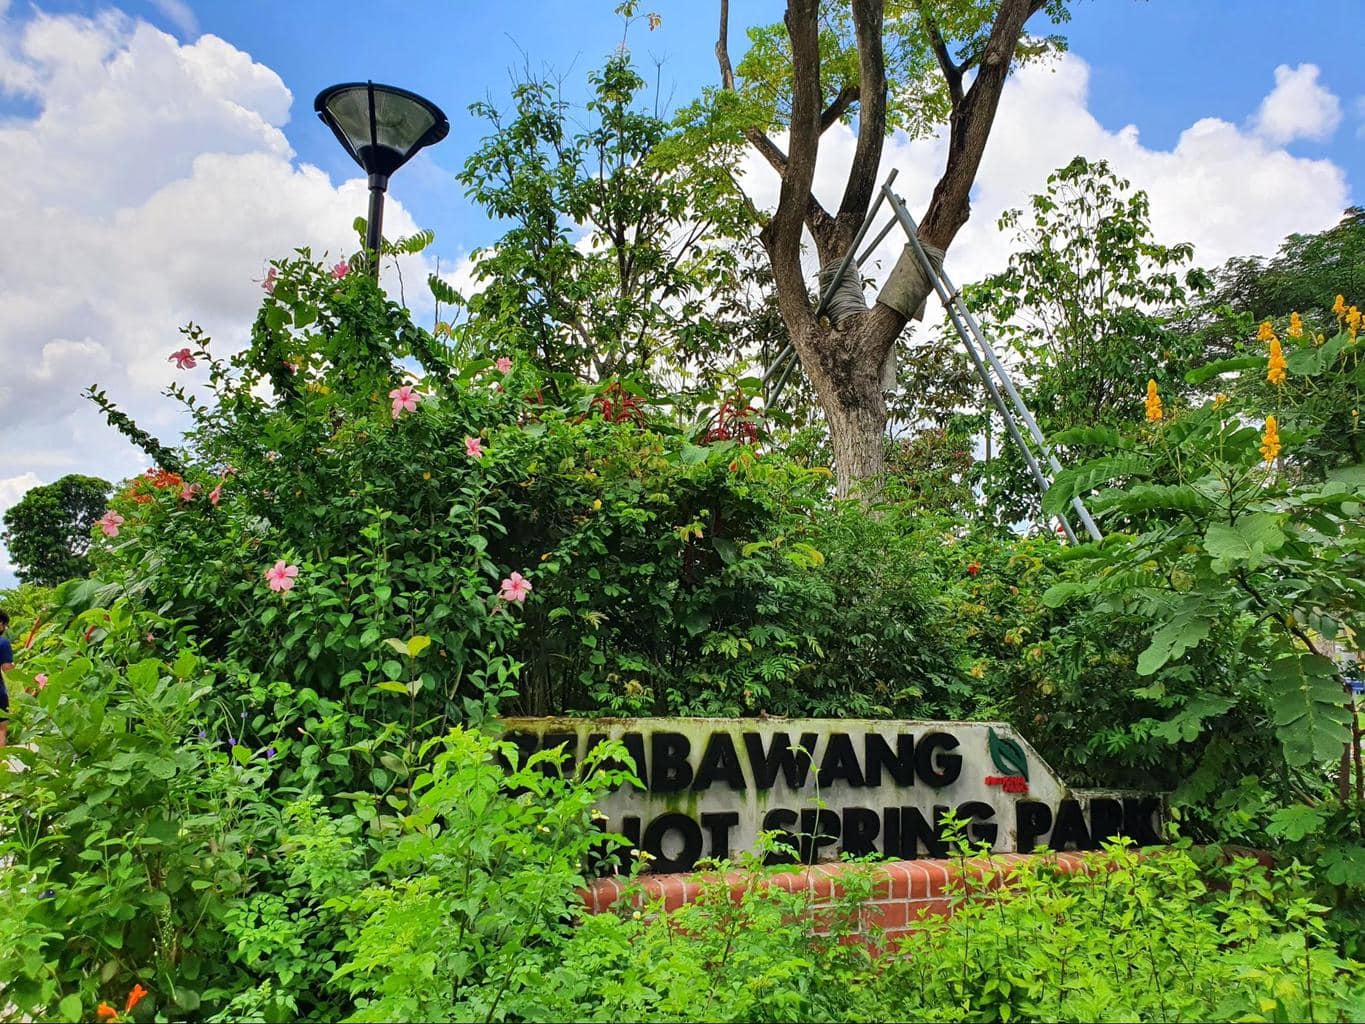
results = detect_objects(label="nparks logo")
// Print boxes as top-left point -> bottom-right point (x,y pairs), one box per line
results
984,727 -> 1029,794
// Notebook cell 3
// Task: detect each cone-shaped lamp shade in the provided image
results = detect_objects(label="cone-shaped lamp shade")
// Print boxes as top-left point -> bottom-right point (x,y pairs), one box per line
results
314,82 -> 449,179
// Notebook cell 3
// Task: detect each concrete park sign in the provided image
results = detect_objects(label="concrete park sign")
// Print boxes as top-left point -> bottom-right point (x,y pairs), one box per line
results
501,717 -> 1163,874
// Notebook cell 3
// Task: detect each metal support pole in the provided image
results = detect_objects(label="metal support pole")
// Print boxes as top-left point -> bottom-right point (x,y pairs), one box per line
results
366,173 -> 388,279
882,185 -> 1100,542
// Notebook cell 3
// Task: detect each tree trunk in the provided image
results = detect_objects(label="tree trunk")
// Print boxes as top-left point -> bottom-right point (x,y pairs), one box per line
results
793,309 -> 914,497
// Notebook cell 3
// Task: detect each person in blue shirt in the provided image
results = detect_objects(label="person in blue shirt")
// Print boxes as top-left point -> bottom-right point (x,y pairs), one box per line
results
0,610 -> 12,747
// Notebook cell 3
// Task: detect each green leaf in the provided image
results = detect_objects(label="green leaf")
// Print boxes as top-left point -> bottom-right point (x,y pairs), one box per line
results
1203,513 -> 1286,573
1265,803 -> 1327,842
406,635 -> 432,658
1042,454 -> 1152,516
58,995 -> 82,1021
1184,355 -> 1263,386
1041,581 -> 1088,607
1326,463 -> 1365,490
1137,614 -> 1211,676
375,681 -> 409,694
384,638 -> 409,657
712,536 -> 738,564
1050,425 -> 1133,450
1266,653 -> 1351,767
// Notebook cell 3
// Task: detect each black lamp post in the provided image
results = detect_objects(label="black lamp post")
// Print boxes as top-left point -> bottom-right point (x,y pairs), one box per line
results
314,81 -> 449,276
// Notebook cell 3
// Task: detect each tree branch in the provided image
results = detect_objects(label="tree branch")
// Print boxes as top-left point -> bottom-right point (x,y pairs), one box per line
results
763,0 -> 823,333
834,0 -> 887,235
918,0 -> 1041,251
820,82 -> 860,132
917,2 -> 964,108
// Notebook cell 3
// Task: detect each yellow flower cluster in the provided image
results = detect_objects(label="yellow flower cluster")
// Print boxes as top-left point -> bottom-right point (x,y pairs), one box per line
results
1257,319 -> 1277,343
1288,312 -> 1303,339
1260,415 -> 1281,464
1267,336 -> 1287,386
1336,294 -> 1361,339
1145,379 -> 1163,423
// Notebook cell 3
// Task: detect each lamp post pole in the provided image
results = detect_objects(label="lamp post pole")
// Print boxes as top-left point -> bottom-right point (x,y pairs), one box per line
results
366,173 -> 388,277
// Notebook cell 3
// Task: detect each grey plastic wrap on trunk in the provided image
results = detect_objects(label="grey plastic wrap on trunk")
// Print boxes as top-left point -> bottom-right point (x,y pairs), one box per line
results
876,241 -> 945,322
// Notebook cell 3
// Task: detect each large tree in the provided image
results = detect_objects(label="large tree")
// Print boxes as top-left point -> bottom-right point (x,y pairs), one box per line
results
703,0 -> 1068,495
2,474 -> 110,586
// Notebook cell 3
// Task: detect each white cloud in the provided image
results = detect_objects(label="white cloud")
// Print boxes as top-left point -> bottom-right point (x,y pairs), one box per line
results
739,52 -> 1350,317
148,0 -> 198,38
0,473 -> 44,580
1252,63 -> 1342,144
0,7 -> 434,584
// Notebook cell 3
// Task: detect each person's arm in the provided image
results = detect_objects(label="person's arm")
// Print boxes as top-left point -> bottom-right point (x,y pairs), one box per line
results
0,637 -> 14,672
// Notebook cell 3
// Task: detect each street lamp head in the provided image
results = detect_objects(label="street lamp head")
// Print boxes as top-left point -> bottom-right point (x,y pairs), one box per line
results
313,81 -> 449,184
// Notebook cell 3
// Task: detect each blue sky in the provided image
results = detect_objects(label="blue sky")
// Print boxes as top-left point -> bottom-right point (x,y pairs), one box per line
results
1,0 -> 1362,585
7,0 -> 1358,265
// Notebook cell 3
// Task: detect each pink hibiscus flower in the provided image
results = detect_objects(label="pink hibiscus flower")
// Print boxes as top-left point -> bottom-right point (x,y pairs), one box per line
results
498,571 -> 532,603
169,348 -> 196,370
98,511 -> 124,537
389,384 -> 420,419
495,356 -> 513,374
332,260 -> 350,280
34,673 -> 48,690
265,560 -> 299,592
208,482 -> 224,506
179,483 -> 200,502
262,267 -> 278,294
464,436 -> 484,459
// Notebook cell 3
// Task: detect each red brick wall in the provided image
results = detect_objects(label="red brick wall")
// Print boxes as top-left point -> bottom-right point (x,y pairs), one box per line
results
579,851 -> 1095,947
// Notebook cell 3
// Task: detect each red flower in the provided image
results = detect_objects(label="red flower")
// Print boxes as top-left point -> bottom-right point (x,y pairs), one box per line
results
967,562 -> 981,576
125,983 -> 149,1013
96,1004 -> 117,1021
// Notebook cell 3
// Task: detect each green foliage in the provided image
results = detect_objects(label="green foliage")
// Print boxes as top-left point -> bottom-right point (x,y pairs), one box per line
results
2,473 -> 111,585
455,53 -> 773,389
1191,206 -> 1365,359
969,156 -> 1212,524
882,844 -> 1365,1022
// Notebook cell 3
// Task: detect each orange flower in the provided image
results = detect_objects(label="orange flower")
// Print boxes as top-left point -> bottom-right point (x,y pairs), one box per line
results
1213,393 -> 1229,407
1267,336 -> 1287,386
1260,416 -> 1281,464
126,984 -> 149,1013
1349,306 -> 1361,339
96,1005 -> 118,1021
1144,379 -> 1163,423
1257,319 -> 1277,343
1288,312 -> 1303,339
1334,294 -> 1347,317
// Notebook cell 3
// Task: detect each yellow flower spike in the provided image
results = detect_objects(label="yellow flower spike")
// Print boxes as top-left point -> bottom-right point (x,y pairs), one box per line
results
1348,306 -> 1361,339
1257,319 -> 1277,343
1267,336 -> 1287,386
1144,379 -> 1163,423
1288,312 -> 1303,339
1259,415 -> 1281,464
1333,294 -> 1347,318
1213,393 -> 1228,407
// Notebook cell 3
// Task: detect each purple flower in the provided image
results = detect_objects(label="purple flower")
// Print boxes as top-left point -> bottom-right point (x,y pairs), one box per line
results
228,737 -> 237,746
41,889 -> 55,899
265,747 -> 277,759
198,729 -> 207,739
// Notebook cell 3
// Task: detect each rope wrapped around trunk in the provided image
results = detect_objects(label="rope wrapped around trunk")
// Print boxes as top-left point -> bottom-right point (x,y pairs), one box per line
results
816,260 -> 868,327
